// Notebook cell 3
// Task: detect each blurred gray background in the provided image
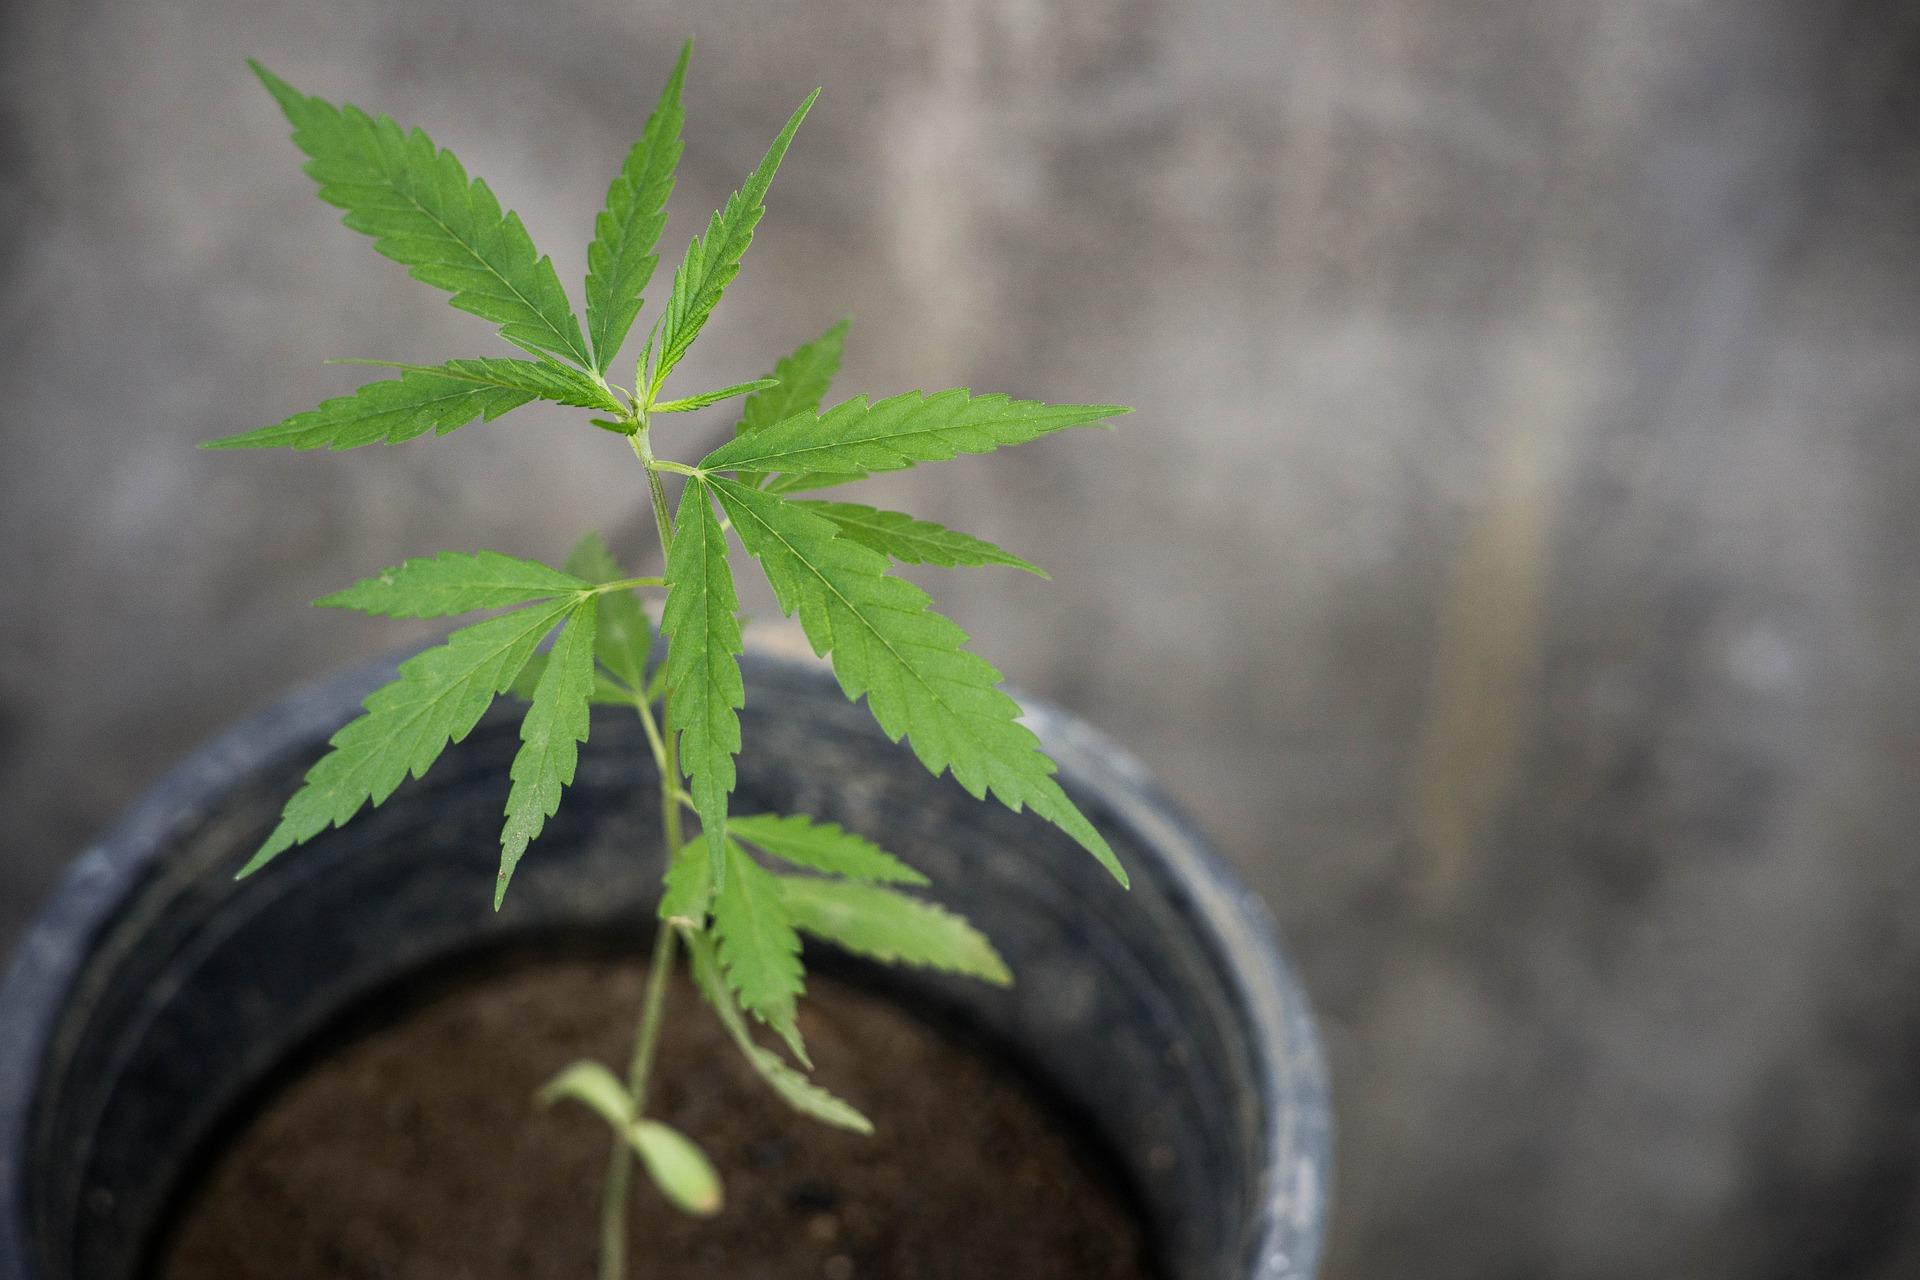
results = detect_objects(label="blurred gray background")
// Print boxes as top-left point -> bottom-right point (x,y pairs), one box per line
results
5,0 -> 1920,1275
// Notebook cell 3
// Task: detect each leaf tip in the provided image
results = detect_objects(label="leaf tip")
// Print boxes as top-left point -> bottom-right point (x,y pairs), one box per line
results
774,1016 -> 812,1070
247,58 -> 305,117
199,428 -> 274,450
633,1120 -> 725,1217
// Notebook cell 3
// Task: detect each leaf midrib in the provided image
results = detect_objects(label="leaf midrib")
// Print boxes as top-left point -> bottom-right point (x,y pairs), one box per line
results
280,381 -> 517,441
374,140 -> 585,366
708,403 -> 1009,474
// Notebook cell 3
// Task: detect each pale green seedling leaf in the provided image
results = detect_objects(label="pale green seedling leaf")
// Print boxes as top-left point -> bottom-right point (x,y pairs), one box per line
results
252,62 -> 592,367
652,379 -> 779,414
585,40 -> 689,372
712,840 -> 805,1060
201,366 -> 537,451
318,550 -> 589,618
777,876 -> 1010,985
702,390 -> 1128,485
241,599 -> 577,875
709,477 -> 1127,886
681,924 -> 872,1133
497,597 -> 598,905
659,480 -> 743,878
537,1062 -> 724,1216
565,531 -> 653,693
631,1120 -> 723,1217
791,502 -> 1045,576
536,1059 -> 633,1128
651,90 -> 818,393
727,812 -> 925,885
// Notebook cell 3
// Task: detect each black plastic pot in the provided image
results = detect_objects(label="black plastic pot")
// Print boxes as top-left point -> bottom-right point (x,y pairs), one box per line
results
0,651 -> 1330,1280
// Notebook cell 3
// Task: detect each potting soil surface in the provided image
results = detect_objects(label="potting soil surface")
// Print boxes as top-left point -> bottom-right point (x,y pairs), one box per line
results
157,956 -> 1158,1280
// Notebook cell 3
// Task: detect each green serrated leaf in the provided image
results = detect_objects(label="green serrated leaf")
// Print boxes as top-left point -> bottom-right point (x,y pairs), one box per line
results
653,379 -> 779,414
777,876 -> 1010,985
703,390 -> 1127,485
736,318 -> 848,438
202,366 -> 537,451
563,530 -> 624,583
631,1120 -> 723,1217
651,90 -> 818,394
659,838 -> 714,924
586,41 -> 689,372
728,813 -> 925,885
681,924 -> 872,1134
252,61 -> 591,366
509,651 -> 547,701
733,318 -> 849,489
509,650 -> 634,705
709,477 -> 1127,886
317,550 -> 589,618
339,357 -> 623,412
659,480 -> 743,877
742,1040 -> 869,1132
241,599 -> 577,875
497,597 -> 598,904
712,840 -> 804,1056
565,532 -> 653,693
791,502 -> 1045,576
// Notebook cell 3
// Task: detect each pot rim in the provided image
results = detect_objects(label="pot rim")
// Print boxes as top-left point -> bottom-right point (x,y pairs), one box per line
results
0,650 -> 1330,1280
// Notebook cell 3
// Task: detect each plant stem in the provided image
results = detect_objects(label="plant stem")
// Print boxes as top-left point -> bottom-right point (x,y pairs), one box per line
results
628,924 -> 679,1111
598,414 -> 690,1280
598,925 -> 679,1280
599,1141 -> 630,1280
631,426 -> 677,558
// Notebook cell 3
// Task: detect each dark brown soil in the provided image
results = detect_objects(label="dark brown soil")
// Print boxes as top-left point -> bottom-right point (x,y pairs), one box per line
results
156,956 -> 1157,1280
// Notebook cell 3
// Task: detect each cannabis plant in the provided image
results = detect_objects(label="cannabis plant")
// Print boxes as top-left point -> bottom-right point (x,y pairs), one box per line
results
211,42 -> 1127,1275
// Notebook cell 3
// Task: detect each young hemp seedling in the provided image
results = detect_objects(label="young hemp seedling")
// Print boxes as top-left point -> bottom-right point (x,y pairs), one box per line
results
210,42 -> 1129,1275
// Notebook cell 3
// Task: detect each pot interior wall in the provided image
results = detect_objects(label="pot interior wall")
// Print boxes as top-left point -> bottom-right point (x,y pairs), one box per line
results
16,656 -> 1327,1280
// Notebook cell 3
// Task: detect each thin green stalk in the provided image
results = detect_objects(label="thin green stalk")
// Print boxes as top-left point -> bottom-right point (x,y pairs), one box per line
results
628,924 -> 679,1110
632,689 -> 669,780
630,426 -> 677,557
592,575 -> 666,593
598,925 -> 679,1280
599,415 -> 691,1280
599,1140 -> 630,1280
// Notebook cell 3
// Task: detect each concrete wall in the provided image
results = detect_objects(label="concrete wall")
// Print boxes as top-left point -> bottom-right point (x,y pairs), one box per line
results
4,0 -> 1919,1274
